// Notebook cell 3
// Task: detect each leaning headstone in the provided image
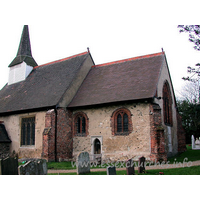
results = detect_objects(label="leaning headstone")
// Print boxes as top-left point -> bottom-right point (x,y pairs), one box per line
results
107,166 -> 116,175
18,159 -> 47,175
126,159 -> 135,175
0,156 -> 18,175
77,152 -> 90,175
138,156 -> 145,174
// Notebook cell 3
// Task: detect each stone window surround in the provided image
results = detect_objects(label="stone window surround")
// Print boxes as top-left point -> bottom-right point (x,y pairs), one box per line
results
90,136 -> 103,152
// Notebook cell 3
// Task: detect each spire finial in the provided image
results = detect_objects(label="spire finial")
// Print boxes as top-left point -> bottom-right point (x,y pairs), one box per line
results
17,25 -> 32,57
8,25 -> 37,68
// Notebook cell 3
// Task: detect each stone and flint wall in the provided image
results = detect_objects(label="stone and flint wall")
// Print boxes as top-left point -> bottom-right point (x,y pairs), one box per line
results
72,102 -> 152,162
0,143 -> 10,159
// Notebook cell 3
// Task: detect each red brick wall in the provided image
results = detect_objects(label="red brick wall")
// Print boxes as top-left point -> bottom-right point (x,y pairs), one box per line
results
56,108 -> 73,160
150,104 -> 167,162
42,108 -> 73,161
177,112 -> 187,153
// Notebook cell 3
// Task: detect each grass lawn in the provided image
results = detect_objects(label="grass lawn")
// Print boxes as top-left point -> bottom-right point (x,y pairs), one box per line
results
47,161 -> 76,170
48,145 -> 200,175
46,144 -> 200,175
48,165 -> 200,175
168,145 -> 200,163
47,145 -> 200,170
142,165 -> 200,175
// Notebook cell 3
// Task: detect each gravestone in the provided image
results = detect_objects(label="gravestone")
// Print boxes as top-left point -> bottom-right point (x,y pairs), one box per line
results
192,135 -> 195,149
107,166 -> 116,175
191,135 -> 200,150
77,152 -> 90,175
0,156 -> 18,175
126,159 -> 135,175
138,156 -> 145,174
18,159 -> 47,175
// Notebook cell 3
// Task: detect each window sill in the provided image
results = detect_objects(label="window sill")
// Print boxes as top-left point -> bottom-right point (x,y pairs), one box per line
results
20,145 -> 35,149
74,134 -> 87,137
114,132 -> 129,136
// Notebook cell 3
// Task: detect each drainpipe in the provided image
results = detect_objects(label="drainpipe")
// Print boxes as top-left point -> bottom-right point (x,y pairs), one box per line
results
54,107 -> 58,162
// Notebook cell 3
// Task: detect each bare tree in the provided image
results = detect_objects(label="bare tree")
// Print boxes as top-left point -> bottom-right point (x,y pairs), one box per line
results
179,81 -> 199,104
178,25 -> 200,51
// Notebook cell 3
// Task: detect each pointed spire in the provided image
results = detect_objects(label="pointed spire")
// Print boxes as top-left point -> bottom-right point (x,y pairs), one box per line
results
8,25 -> 37,67
17,25 -> 32,57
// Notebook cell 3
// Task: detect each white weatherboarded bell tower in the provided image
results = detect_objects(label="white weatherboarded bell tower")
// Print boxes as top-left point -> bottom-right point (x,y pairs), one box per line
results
8,25 -> 37,85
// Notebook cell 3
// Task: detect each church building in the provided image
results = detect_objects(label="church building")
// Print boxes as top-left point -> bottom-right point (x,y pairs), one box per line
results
0,25 -> 186,162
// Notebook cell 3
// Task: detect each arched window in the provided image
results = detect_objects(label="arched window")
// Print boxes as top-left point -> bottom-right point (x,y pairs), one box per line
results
94,138 -> 101,154
111,108 -> 133,136
73,112 -> 89,136
163,81 -> 173,126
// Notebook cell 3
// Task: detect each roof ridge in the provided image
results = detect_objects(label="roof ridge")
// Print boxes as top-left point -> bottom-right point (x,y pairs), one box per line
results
34,51 -> 88,69
92,52 -> 164,68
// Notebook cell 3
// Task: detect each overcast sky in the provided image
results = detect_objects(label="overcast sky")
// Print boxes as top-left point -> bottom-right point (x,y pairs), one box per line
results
0,0 -> 199,99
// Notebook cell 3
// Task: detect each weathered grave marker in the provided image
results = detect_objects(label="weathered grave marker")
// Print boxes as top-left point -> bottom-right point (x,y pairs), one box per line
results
126,159 -> 135,175
192,135 -> 200,150
107,166 -> 116,175
18,159 -> 47,175
138,156 -> 145,174
77,152 -> 90,175
0,156 -> 18,175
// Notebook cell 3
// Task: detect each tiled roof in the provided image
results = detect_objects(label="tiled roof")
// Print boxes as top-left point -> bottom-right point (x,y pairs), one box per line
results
0,52 -> 89,114
69,52 -> 165,107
